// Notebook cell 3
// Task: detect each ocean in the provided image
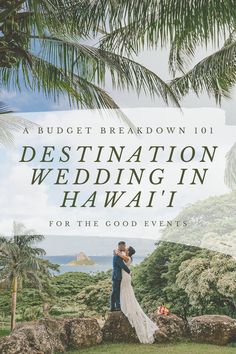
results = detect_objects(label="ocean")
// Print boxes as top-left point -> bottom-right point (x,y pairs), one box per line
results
45,255 -> 145,274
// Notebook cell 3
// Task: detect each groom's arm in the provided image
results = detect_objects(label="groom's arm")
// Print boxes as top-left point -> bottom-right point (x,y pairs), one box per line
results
117,257 -> 130,274
116,250 -> 130,263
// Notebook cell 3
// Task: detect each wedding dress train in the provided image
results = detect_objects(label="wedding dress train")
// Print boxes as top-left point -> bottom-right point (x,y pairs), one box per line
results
120,257 -> 158,344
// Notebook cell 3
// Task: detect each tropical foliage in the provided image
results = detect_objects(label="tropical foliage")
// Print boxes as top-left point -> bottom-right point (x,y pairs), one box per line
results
75,277 -> 111,316
0,198 -> 235,326
161,192 -> 236,257
50,271 -> 110,318
0,222 -> 58,330
176,253 -> 236,311
133,242 -> 201,319
0,102 -> 36,146
0,0 -> 178,112
75,0 -> 236,103
132,192 -> 236,318
133,242 -> 236,319
0,270 -> 111,322
1,241 -> 236,324
1,1 -> 236,113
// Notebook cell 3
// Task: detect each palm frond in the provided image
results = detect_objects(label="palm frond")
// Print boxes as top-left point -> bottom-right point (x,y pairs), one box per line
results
168,31 -> 202,76
168,31 -> 236,77
39,34 -> 179,105
170,39 -> 236,103
76,0 -> 236,79
0,54 -> 112,109
0,0 -> 25,22
1,33 -> 179,127
1,0 -> 181,119
3,0 -> 71,36
0,102 -> 12,114
30,54 -> 129,109
0,102 -> 37,147
73,0 -> 236,51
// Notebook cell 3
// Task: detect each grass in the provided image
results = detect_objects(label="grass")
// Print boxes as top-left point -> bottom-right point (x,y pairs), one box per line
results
65,343 -> 236,354
0,328 -> 11,337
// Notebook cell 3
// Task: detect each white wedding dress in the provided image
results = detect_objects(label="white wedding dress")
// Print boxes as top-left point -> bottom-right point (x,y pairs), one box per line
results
120,257 -> 158,343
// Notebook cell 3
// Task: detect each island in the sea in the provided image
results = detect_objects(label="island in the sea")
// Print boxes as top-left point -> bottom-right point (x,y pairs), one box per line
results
66,252 -> 96,266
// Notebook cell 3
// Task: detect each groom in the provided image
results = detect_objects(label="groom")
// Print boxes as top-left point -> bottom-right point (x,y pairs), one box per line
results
110,241 -> 131,311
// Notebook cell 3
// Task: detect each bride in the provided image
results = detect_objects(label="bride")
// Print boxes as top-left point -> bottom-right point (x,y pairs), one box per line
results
116,246 -> 158,344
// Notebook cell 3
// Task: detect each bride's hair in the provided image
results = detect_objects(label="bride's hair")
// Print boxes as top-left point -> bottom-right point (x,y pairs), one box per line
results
128,246 -> 136,260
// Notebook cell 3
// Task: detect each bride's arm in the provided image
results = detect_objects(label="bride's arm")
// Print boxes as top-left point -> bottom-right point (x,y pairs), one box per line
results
116,250 -> 130,263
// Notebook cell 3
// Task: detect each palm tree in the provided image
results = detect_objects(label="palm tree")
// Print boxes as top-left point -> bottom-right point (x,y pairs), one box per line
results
74,0 -> 236,103
0,222 -> 58,331
0,0 -> 178,115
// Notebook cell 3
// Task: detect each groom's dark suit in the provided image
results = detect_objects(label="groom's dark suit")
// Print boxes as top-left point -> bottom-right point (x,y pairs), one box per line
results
110,254 -> 130,311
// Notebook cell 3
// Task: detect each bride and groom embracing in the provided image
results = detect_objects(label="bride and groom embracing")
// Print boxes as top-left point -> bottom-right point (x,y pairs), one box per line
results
110,241 -> 158,344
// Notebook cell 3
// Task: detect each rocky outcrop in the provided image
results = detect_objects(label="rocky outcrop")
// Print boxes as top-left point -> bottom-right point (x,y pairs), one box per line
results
151,314 -> 189,342
0,317 -> 102,354
102,311 -> 139,343
189,315 -> 236,346
103,312 -> 236,346
102,311 -> 170,343
1,313 -> 236,352
66,252 -> 95,266
64,317 -> 102,348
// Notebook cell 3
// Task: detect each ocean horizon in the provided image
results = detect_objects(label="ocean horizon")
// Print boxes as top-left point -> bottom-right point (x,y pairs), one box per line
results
45,255 -> 146,274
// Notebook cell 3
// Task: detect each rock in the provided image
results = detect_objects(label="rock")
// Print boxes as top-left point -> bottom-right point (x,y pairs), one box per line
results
0,332 -> 36,354
102,311 -> 139,343
151,314 -> 189,342
102,311 -> 187,344
154,329 -> 169,343
38,317 -> 69,353
65,318 -> 103,348
66,252 -> 95,266
0,317 -> 102,354
189,315 -> 236,346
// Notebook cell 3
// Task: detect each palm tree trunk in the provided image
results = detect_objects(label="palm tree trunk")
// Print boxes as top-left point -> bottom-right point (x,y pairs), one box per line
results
11,276 -> 17,331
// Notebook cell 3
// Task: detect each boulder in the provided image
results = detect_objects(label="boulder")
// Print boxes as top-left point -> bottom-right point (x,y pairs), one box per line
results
189,315 -> 236,346
151,314 -> 189,342
65,318 -> 103,348
0,317 -> 102,354
102,311 -> 168,344
102,311 -> 139,343
38,317 -> 68,352
0,331 -> 37,354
